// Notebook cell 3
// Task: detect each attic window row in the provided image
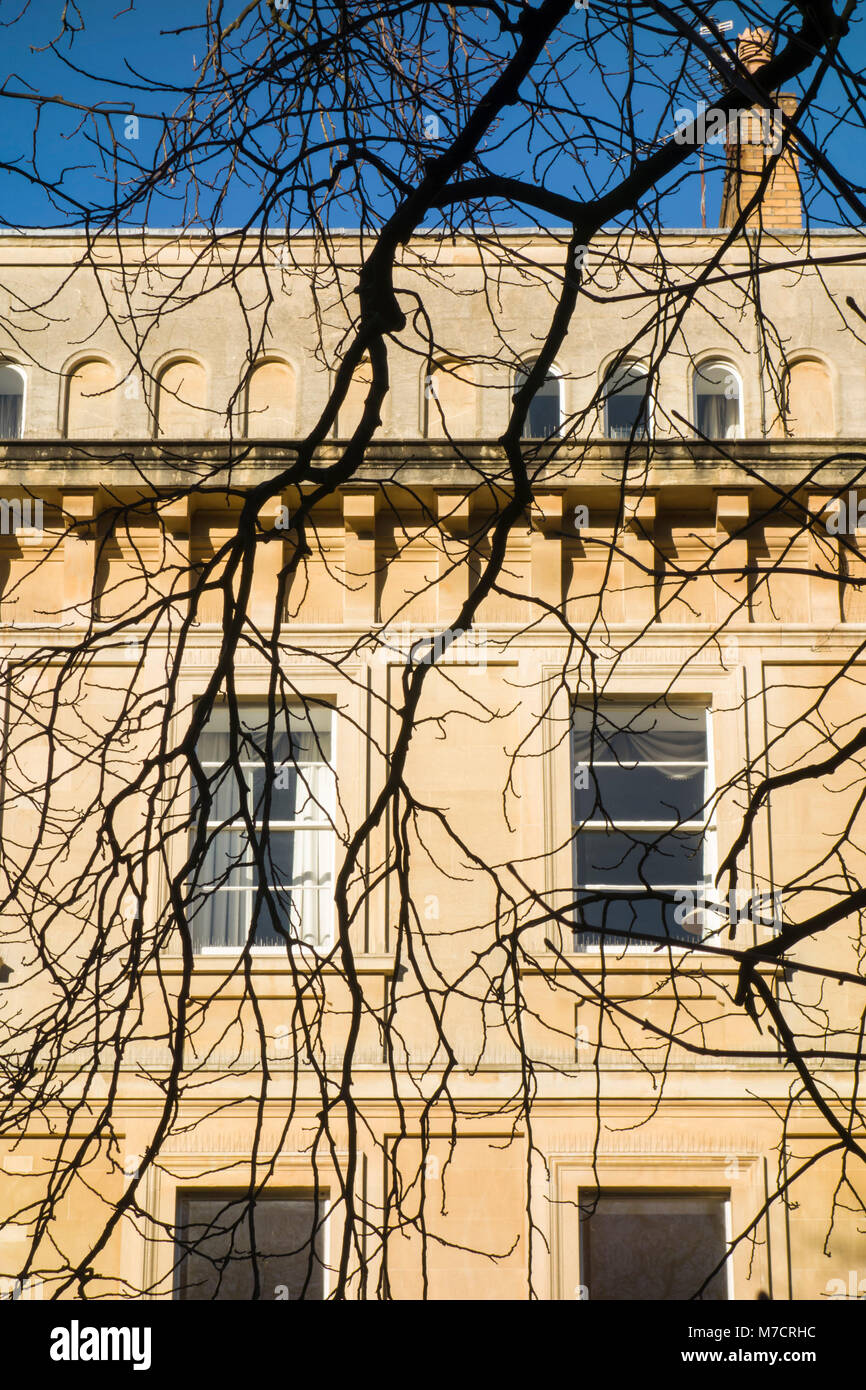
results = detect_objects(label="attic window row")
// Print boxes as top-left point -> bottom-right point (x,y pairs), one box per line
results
0,355 -> 835,441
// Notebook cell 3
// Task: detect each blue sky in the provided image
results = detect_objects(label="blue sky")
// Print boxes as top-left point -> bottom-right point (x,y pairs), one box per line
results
0,0 -> 862,232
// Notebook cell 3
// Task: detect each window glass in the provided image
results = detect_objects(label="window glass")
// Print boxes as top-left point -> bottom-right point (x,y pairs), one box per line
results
604,365 -> 649,439
189,703 -> 334,950
694,362 -> 740,439
175,1191 -> 325,1300
516,364 -> 560,438
0,365 -> 24,439
580,1192 -> 729,1301
572,701 -> 710,946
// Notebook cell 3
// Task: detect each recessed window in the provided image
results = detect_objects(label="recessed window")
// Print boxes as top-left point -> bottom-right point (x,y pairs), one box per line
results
579,1191 -> 730,1300
604,364 -> 650,440
156,358 -> 208,436
336,355 -> 372,437
174,1190 -> 326,1300
572,701 -> 712,947
516,362 -> 561,438
694,361 -> 741,439
425,357 -> 476,438
65,358 -> 118,439
245,359 -> 295,437
189,702 -> 335,951
0,364 -> 25,440
776,358 -> 834,437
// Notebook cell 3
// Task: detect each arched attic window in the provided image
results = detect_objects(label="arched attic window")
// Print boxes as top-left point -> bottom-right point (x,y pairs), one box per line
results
516,361 -> 561,439
693,361 -> 742,440
604,363 -> 650,440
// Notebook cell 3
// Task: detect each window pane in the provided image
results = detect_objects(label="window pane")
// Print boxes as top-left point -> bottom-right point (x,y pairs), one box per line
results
190,703 -> 334,950
253,760 -> 334,823
574,765 -> 707,824
252,883 -> 330,949
572,702 -> 710,949
191,828 -> 331,949
575,893 -> 690,942
0,366 -> 24,440
198,704 -> 331,760
695,363 -> 739,439
580,1192 -> 728,1300
199,828 -> 251,889
175,1192 -> 325,1300
517,366 -> 560,438
199,757 -> 333,826
578,829 -> 705,887
605,368 -> 648,439
573,703 -> 706,764
190,885 -> 252,950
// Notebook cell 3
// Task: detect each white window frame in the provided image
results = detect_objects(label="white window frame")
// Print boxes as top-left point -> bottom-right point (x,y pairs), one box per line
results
692,359 -> 744,440
0,362 -> 26,440
193,702 -> 335,955
572,701 -> 717,953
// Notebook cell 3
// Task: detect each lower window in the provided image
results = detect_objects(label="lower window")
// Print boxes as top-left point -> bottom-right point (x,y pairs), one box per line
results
174,1190 -> 327,1300
572,700 -> 713,948
188,701 -> 335,952
579,1190 -> 730,1300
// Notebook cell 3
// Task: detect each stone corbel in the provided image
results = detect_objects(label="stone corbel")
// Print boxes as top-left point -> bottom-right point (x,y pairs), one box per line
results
155,493 -> 194,623
251,494 -> 287,629
806,491 -> 841,626
714,492 -> 751,622
621,491 -> 656,623
436,490 -> 471,619
342,490 -> 379,624
530,492 -> 565,611
62,491 -> 99,619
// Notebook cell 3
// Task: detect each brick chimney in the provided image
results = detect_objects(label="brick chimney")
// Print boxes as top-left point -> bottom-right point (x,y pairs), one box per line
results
719,28 -> 802,230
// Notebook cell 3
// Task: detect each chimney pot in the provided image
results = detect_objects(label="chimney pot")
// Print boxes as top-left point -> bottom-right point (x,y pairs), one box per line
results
718,29 -> 802,230
737,27 -> 774,74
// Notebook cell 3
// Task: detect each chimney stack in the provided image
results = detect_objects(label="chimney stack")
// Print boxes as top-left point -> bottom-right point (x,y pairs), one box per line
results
719,29 -> 802,230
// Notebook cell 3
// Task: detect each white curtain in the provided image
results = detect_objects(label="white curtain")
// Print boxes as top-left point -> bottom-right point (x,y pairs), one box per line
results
697,391 -> 737,439
192,703 -> 334,950
0,394 -> 22,439
573,705 -> 706,765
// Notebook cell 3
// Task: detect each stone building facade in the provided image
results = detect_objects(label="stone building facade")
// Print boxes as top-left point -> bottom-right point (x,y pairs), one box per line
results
0,205 -> 864,1301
